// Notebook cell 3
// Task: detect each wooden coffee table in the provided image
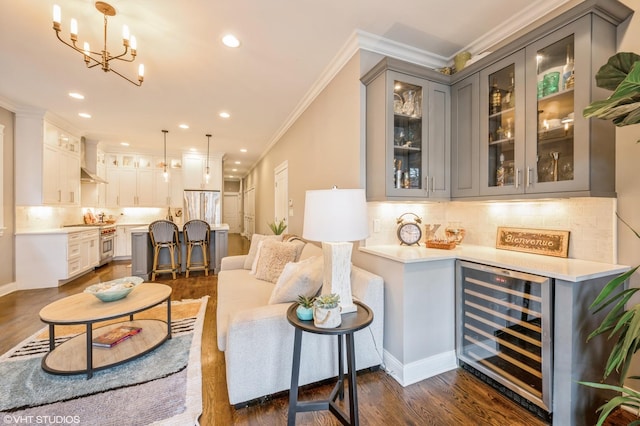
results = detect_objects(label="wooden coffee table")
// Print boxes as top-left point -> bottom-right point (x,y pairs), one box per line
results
39,283 -> 172,379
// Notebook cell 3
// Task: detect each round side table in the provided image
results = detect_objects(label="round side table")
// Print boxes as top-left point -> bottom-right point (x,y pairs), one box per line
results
286,300 -> 373,426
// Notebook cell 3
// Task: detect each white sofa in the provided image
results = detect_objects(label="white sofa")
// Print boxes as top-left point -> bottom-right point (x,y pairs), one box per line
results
217,241 -> 384,406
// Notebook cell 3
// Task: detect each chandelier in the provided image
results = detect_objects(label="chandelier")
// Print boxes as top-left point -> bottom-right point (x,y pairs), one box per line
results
52,2 -> 144,86
205,134 -> 212,184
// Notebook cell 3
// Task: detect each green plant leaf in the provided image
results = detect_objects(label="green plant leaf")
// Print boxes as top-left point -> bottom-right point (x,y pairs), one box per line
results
595,52 -> 640,91
589,266 -> 640,310
580,381 -> 640,426
584,55 -> 640,125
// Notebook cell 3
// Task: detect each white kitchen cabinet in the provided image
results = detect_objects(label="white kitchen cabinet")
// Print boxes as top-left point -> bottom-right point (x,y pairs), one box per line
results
15,229 -> 99,289
115,225 -> 137,258
105,168 -> 154,207
154,169 -> 184,207
182,153 -> 223,191
16,118 -> 81,206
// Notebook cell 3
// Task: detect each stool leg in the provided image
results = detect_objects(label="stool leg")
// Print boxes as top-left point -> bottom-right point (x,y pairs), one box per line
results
203,242 -> 209,276
186,243 -> 192,278
169,245 -> 177,280
151,245 -> 160,281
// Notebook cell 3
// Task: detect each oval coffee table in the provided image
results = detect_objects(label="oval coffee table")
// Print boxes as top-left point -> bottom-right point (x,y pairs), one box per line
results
39,283 -> 172,379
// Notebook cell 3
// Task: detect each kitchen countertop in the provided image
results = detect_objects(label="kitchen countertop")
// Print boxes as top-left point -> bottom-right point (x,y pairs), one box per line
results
15,227 -> 100,235
359,244 -> 630,282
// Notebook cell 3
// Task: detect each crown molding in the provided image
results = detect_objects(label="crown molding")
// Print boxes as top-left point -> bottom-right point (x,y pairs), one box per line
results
452,0 -> 571,60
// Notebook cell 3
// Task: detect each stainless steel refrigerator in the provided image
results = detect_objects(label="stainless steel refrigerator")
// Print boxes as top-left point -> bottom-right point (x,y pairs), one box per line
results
183,190 -> 221,225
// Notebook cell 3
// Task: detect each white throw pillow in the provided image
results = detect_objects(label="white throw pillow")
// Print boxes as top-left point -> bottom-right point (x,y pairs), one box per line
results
243,234 -> 283,270
254,240 -> 300,283
268,256 -> 324,304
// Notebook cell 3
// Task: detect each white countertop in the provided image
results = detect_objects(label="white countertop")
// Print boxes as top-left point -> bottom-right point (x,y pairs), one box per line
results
15,227 -> 99,235
359,244 -> 630,282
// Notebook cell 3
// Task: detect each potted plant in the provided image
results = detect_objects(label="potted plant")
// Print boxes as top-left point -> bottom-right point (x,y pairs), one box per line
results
268,218 -> 287,235
313,293 -> 341,329
296,295 -> 315,321
580,52 -> 640,425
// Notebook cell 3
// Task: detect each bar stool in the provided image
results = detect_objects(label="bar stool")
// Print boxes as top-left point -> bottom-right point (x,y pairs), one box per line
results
149,220 -> 181,280
183,219 -> 210,278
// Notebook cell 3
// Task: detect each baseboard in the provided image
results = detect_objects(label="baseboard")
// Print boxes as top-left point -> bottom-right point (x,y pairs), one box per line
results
0,281 -> 17,297
383,349 -> 457,387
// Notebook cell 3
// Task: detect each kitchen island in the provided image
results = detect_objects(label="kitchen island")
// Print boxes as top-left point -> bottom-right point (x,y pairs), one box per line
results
130,224 -> 229,279
353,244 -> 629,425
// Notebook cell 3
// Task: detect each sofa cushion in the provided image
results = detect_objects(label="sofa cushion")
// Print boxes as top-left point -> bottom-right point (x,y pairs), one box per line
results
255,240 -> 299,283
268,255 -> 323,304
243,234 -> 283,270
299,241 -> 322,260
216,269 -> 276,351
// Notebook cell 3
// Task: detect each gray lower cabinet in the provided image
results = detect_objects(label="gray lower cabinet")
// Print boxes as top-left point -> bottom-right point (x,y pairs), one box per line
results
362,57 -> 451,201
131,229 -> 229,280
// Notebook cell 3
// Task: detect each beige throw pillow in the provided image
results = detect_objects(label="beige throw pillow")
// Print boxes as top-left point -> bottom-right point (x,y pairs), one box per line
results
243,234 -> 283,270
254,240 -> 299,283
268,256 -> 324,304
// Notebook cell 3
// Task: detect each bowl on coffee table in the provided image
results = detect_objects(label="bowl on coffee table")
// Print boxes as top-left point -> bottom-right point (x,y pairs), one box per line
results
84,277 -> 144,302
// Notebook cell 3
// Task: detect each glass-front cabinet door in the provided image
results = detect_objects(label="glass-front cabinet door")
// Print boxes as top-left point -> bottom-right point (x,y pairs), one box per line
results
480,51 -> 525,196
388,72 -> 426,197
525,17 -> 590,194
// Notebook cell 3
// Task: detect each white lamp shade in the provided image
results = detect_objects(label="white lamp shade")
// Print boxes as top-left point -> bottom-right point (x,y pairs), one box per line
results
303,188 -> 369,242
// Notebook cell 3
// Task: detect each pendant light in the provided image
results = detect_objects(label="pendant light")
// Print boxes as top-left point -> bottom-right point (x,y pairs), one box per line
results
205,134 -> 211,184
162,129 -> 169,182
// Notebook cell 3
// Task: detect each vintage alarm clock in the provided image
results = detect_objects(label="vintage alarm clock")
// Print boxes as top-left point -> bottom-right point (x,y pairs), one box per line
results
396,212 -> 422,246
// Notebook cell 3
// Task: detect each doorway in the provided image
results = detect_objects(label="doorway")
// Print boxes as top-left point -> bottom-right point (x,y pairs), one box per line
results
223,192 -> 241,233
274,161 -> 288,232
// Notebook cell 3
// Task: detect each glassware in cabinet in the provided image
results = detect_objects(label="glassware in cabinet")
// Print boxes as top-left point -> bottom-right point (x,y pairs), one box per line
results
392,79 -> 423,190
535,34 -> 575,184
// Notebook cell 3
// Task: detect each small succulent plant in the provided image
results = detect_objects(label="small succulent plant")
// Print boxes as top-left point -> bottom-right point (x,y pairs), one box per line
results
297,295 -> 315,309
314,293 -> 340,309
268,218 -> 287,235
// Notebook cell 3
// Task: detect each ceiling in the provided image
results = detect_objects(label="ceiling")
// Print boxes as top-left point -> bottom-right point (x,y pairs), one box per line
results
0,0 -> 569,179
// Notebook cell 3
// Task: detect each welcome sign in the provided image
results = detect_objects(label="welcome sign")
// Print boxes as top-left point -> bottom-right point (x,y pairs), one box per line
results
496,227 -> 570,258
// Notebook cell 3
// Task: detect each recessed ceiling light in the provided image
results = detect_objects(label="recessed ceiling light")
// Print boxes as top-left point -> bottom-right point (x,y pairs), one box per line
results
222,34 -> 240,48
219,112 -> 230,119
179,124 -> 189,129
189,148 -> 197,152
232,168 -> 237,172
120,142 -> 130,147
234,161 -> 241,165
69,92 -> 84,100
78,112 -> 91,118
240,148 -> 247,153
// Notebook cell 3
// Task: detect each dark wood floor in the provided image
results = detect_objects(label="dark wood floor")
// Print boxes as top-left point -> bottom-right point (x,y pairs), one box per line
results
0,233 -> 635,425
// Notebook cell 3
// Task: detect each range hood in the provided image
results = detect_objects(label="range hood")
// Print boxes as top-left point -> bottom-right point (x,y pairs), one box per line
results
81,167 -> 108,184
81,137 -> 108,184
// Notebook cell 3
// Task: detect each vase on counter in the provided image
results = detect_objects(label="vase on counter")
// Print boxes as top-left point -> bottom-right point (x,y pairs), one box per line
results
445,222 -> 466,245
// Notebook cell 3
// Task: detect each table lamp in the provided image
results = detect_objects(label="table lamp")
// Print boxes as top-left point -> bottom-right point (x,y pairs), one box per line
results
302,187 -> 369,314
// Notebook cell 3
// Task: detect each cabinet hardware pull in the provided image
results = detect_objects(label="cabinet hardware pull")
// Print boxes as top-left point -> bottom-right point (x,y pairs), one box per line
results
526,167 -> 533,187
424,176 -> 429,193
431,176 -> 436,193
515,169 -> 521,189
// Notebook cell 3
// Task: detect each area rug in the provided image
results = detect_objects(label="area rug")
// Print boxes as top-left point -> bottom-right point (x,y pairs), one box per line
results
0,296 -> 208,426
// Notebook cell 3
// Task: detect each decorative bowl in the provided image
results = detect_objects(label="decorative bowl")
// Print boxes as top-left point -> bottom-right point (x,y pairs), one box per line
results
84,277 -> 144,302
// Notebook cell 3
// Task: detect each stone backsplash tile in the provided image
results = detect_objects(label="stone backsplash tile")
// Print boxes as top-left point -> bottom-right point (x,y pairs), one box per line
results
365,198 -> 617,263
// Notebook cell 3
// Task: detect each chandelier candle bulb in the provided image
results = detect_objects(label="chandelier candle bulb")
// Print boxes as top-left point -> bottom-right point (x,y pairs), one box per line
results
130,35 -> 137,52
53,5 -> 61,25
70,18 -> 78,37
122,25 -> 129,42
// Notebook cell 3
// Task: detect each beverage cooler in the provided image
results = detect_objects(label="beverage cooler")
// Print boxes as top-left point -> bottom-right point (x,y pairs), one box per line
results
455,260 -> 553,417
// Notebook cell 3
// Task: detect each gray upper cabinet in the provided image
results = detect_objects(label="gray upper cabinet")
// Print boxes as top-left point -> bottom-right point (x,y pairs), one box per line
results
451,6 -> 626,200
479,50 -> 526,197
451,74 -> 480,198
362,58 -> 451,201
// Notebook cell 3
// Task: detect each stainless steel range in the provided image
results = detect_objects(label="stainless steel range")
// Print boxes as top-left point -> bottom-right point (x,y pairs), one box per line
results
97,224 -> 116,266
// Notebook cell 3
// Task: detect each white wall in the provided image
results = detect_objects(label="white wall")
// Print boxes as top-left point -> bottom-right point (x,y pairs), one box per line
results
0,107 -> 14,286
